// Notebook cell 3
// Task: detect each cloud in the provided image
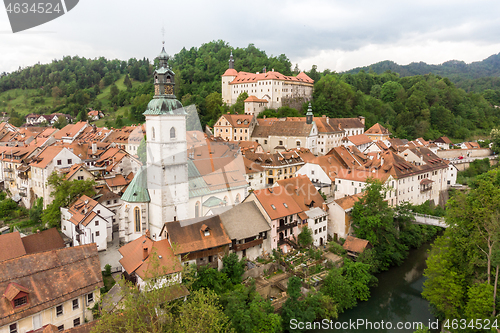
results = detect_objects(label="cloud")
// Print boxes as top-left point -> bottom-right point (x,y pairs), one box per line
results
0,0 -> 500,74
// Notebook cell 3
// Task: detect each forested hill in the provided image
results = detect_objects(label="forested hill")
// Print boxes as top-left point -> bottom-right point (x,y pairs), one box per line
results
0,40 -> 292,127
1,40 -> 500,142
343,53 -> 500,92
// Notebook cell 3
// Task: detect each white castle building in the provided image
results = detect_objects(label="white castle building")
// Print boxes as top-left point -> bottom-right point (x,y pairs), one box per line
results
221,53 -> 314,110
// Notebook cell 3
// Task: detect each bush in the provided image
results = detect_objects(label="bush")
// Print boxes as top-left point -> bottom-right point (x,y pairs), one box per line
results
103,264 -> 112,277
328,242 -> 346,256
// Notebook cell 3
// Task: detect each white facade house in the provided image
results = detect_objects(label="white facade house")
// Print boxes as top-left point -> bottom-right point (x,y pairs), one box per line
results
61,195 -> 114,251
305,207 -> 328,247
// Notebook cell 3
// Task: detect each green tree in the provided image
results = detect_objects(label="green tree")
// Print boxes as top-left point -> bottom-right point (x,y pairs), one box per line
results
321,268 -> 357,313
297,225 -> 313,248
230,92 -> 248,114
29,197 -> 43,224
53,116 -> 67,129
351,179 -> 407,270
123,74 -> 132,90
422,236 -> 465,319
380,81 -> 405,103
41,172 -> 95,228
222,283 -> 281,333
221,253 -> 245,285
491,128 -> 500,153
464,283 -> 494,319
110,83 -> 119,98
174,289 -> 233,333
342,259 -> 377,301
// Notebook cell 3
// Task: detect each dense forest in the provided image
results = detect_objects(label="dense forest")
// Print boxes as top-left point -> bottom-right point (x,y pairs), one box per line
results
344,53 -> 500,93
0,40 -> 499,141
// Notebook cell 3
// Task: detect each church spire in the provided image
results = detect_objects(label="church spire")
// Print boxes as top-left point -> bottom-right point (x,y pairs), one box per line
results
153,45 -> 175,98
228,51 -> 234,69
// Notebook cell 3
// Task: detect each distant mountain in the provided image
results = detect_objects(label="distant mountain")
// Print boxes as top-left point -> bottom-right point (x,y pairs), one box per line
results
344,53 -> 500,89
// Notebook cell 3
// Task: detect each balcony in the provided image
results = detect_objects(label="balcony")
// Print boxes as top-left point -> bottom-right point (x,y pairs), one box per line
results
233,238 -> 263,252
277,221 -> 298,233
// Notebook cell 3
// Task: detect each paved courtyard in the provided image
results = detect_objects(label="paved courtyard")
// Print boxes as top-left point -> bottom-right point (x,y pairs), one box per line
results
98,231 -> 122,271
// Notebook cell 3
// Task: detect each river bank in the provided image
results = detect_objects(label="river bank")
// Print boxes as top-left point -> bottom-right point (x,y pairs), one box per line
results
311,242 -> 438,333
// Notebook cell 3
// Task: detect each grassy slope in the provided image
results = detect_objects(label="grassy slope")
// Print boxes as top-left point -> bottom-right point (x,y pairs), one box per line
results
0,75 -> 144,128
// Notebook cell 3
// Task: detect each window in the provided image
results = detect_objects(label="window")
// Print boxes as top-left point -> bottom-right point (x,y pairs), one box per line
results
264,140 -> 267,144
56,304 -> 63,316
152,127 -> 155,140
73,318 -> 80,327
87,293 -> 94,304
311,170 -> 315,175
67,159 -> 72,164
170,127 -> 176,139
107,200 -> 111,205
9,323 -> 17,333
14,296 -> 27,307
96,231 -> 100,237
72,299 -> 79,310
114,199 -> 117,204
77,176 -> 84,180
57,160 -> 62,165
279,140 -> 283,145
57,325 -> 64,331
134,207 -> 141,232
95,220 -> 99,226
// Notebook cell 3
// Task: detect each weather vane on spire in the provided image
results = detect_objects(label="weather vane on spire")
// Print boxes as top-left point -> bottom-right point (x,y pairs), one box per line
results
161,26 -> 165,46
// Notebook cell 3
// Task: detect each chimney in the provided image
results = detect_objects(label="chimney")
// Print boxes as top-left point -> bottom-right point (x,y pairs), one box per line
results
145,229 -> 150,239
263,115 -> 266,119
322,202 -> 327,211
380,157 -> 384,166
37,229 -> 40,234
143,245 -> 148,261
358,116 -> 365,126
92,142 -> 97,155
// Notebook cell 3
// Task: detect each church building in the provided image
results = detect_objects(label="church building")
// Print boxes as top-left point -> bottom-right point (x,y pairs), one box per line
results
119,46 -> 247,243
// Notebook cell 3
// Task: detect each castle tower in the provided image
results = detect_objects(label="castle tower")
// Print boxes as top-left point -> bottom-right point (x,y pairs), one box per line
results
222,51 -> 238,106
143,45 -> 189,239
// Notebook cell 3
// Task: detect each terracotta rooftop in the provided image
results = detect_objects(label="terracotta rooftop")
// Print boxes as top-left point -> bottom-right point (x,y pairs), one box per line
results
119,235 -> 182,280
276,175 -> 325,212
244,95 -> 268,103
343,235 -> 370,254
345,134 -> 372,147
251,186 -> 303,221
166,215 -> 231,255
0,244 -> 103,327
334,193 -> 364,210
21,228 -> 65,254
365,123 -> 391,135
0,232 -> 26,261
229,70 -> 313,85
219,114 -> 254,128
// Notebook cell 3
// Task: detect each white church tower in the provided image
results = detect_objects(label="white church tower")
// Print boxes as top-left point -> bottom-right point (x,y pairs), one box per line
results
143,45 -> 189,239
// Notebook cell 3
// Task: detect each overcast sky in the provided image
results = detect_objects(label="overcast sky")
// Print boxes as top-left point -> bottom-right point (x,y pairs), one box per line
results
1,0 -> 500,74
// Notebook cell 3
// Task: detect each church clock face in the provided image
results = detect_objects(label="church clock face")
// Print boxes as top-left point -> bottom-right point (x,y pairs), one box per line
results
165,85 -> 173,95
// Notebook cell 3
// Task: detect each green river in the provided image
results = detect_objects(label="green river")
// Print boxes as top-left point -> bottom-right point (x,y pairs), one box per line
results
311,242 -> 439,332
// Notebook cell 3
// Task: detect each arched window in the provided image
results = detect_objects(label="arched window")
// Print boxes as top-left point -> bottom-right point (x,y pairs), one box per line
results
134,207 -> 141,232
195,201 -> 200,218
170,127 -> 176,139
223,196 -> 228,206
235,194 -> 241,204
152,127 -> 155,141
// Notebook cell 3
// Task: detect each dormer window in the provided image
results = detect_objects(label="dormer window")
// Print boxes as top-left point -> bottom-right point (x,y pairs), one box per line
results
14,296 -> 27,307
201,224 -> 210,236
271,204 -> 276,210
4,283 -> 29,309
